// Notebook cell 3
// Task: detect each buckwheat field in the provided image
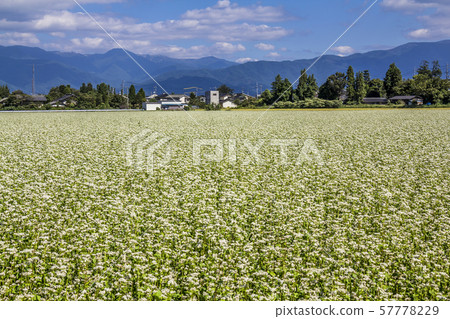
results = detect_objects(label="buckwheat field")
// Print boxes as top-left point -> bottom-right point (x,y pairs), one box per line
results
0,109 -> 448,301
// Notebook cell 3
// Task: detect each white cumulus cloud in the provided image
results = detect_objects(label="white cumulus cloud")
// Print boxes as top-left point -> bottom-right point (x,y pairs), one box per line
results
236,57 -> 258,64
266,52 -> 280,58
255,43 -> 275,51
71,37 -> 104,50
0,32 -> 40,46
331,46 -> 356,56
381,0 -> 450,39
182,0 -> 287,24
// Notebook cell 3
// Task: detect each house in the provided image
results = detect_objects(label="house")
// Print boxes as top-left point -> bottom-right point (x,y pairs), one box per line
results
363,97 -> 388,105
219,94 -> 232,102
143,100 -> 187,111
50,94 -> 75,107
28,95 -> 47,105
222,100 -> 238,108
389,96 -> 423,105
157,94 -> 189,104
205,90 -> 219,105
146,93 -> 158,100
234,93 -> 253,102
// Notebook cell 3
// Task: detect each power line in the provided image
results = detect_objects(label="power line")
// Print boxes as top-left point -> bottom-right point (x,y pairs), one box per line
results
250,0 -> 379,128
73,0 -> 202,127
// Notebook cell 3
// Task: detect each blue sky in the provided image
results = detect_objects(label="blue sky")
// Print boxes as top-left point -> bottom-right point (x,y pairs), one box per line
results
0,0 -> 449,62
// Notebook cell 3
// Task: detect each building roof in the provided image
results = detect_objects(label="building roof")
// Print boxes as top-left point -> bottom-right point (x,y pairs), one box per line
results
29,95 -> 47,102
161,102 -> 186,106
50,94 -> 74,104
158,93 -> 187,99
236,93 -> 253,97
390,96 -> 422,100
363,97 -> 388,103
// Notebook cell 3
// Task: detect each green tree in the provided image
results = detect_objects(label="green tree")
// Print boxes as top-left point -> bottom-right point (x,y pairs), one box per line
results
283,78 -> 293,102
47,85 -> 72,102
417,60 -> 432,78
432,60 -> 442,79
271,74 -> 292,102
77,92 -> 97,109
97,83 -> 109,105
305,74 -> 318,99
80,83 -> 88,93
271,74 -> 284,101
110,94 -> 128,109
0,85 -> 9,98
346,66 -> 355,102
128,85 -> 136,106
363,70 -> 371,84
295,69 -> 308,100
366,79 -> 385,97
318,72 -> 346,100
384,63 -> 402,97
405,71 -> 450,104
261,89 -> 273,105
354,71 -> 367,103
136,88 -> 146,106
217,84 -> 233,96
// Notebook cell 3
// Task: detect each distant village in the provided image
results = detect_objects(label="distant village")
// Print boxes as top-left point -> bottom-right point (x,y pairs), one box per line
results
142,90 -> 253,111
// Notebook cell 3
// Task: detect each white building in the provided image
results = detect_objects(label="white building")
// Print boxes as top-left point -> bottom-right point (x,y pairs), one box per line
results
222,100 -> 237,108
143,102 -> 161,111
205,90 -> 219,105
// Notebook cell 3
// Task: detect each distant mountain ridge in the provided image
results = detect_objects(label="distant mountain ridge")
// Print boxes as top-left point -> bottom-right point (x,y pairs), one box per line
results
0,40 -> 449,95
153,40 -> 450,94
0,46 -> 236,94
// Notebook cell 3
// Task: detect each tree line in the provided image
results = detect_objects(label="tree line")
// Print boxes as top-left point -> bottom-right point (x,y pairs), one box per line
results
0,83 -> 147,110
255,60 -> 449,107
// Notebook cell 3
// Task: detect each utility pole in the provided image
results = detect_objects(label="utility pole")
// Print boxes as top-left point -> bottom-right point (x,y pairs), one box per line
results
446,63 -> 449,81
121,80 -> 125,95
32,64 -> 35,96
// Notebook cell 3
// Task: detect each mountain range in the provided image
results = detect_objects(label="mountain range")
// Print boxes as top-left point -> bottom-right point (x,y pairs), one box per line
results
0,40 -> 449,95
